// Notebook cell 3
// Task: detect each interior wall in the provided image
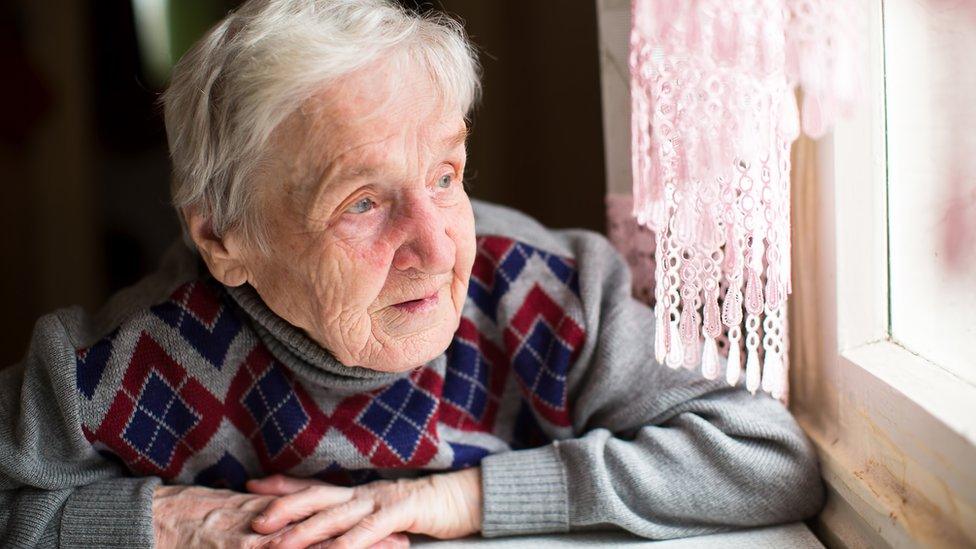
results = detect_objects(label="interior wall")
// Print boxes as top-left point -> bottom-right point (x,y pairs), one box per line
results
437,0 -> 607,232
1,0 -> 102,368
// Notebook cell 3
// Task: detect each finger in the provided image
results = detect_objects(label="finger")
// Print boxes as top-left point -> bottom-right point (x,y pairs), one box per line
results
369,533 -> 410,549
253,485 -> 356,534
263,498 -> 374,549
242,495 -> 276,513
327,507 -> 412,549
247,474 -> 324,496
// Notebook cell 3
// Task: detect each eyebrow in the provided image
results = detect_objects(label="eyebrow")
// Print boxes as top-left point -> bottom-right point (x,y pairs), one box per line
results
445,126 -> 469,149
337,126 -> 468,181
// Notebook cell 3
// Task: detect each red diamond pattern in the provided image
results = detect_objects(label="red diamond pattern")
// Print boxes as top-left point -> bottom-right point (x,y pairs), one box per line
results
92,332 -> 224,477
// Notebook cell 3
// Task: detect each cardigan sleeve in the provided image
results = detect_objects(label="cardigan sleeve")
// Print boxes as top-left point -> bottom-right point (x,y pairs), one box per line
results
0,313 -> 160,548
479,230 -> 824,538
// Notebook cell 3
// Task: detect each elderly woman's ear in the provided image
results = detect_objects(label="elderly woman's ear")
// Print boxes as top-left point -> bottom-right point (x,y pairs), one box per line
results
184,206 -> 250,287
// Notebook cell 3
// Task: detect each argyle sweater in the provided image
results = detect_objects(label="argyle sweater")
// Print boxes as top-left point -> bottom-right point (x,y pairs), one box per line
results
0,200 -> 824,548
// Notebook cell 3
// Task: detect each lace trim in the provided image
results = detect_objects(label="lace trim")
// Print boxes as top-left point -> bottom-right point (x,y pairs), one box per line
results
629,0 -> 864,398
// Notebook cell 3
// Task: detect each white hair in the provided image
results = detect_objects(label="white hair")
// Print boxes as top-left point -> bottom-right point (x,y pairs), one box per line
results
162,0 -> 481,252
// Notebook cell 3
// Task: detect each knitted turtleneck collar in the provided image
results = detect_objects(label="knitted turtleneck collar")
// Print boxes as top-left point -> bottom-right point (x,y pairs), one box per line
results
224,282 -> 419,392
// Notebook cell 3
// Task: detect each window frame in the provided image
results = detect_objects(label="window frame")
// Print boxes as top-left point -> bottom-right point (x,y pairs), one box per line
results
790,1 -> 976,546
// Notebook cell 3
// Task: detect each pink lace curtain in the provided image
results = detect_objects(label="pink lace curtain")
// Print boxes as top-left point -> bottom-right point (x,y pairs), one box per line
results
622,0 -> 863,398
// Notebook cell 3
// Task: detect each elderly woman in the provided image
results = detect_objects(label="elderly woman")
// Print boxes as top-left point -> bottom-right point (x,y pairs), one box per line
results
0,0 -> 823,547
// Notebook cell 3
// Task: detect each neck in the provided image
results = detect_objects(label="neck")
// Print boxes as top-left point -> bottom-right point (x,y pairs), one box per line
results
225,283 -> 413,391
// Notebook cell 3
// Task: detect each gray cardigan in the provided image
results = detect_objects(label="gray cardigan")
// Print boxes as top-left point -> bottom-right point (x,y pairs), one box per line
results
0,200 -> 824,547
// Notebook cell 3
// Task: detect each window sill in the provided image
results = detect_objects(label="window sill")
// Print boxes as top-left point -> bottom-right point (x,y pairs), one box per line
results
795,339 -> 976,547
843,340 -> 976,446
410,523 -> 823,547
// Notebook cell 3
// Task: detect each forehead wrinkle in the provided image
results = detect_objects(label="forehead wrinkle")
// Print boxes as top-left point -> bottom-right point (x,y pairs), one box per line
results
296,88 -> 466,219
323,121 -> 466,192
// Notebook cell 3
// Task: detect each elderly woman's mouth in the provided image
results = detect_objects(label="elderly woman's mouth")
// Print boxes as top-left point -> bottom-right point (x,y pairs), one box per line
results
392,291 -> 440,313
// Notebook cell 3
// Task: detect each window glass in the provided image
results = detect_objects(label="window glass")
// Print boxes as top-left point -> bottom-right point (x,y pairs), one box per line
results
885,1 -> 976,385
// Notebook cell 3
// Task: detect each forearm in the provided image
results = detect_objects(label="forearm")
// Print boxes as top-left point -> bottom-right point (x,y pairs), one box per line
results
480,390 -> 823,540
0,316 -> 161,549
0,477 -> 160,549
561,390 -> 823,538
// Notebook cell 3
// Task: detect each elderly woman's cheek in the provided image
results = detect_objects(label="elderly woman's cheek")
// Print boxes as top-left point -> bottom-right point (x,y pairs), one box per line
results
333,216 -> 398,264
447,203 -> 477,311
330,237 -> 394,298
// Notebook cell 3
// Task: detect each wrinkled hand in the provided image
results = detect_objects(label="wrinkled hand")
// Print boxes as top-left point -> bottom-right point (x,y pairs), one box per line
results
246,467 -> 483,548
152,484 -> 278,548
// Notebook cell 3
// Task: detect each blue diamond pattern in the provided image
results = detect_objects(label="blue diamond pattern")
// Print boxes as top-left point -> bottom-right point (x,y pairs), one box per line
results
444,342 -> 490,419
386,417 -> 423,458
499,244 -> 529,282
123,410 -> 157,454
76,331 -> 117,400
512,321 -> 569,409
360,401 -> 395,432
359,379 -> 437,460
468,276 -> 509,322
243,367 -> 309,457
545,255 -> 578,291
123,373 -> 199,468
151,294 -> 241,370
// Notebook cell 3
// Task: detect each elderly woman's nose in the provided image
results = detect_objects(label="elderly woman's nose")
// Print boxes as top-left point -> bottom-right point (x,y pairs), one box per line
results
391,197 -> 455,274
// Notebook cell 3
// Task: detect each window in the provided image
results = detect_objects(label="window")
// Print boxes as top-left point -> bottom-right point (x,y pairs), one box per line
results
790,1 -> 976,547
595,0 -> 976,546
884,0 -> 976,385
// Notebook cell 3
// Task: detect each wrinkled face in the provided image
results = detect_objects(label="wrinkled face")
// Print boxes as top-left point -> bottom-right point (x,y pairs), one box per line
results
240,60 -> 476,372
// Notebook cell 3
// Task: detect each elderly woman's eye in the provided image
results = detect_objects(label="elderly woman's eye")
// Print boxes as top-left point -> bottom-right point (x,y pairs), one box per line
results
437,173 -> 454,189
347,197 -> 376,214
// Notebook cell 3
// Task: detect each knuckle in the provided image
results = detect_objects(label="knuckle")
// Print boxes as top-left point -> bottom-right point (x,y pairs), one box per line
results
241,496 -> 271,513
289,516 -> 315,537
200,508 -> 228,529
265,498 -> 290,517
359,514 -> 383,533
329,499 -> 358,519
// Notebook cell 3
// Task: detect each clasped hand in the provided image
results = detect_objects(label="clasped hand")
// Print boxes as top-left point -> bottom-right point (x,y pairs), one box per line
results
152,467 -> 482,548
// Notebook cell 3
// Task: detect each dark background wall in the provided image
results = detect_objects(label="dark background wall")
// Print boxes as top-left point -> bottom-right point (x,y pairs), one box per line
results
0,0 -> 605,367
